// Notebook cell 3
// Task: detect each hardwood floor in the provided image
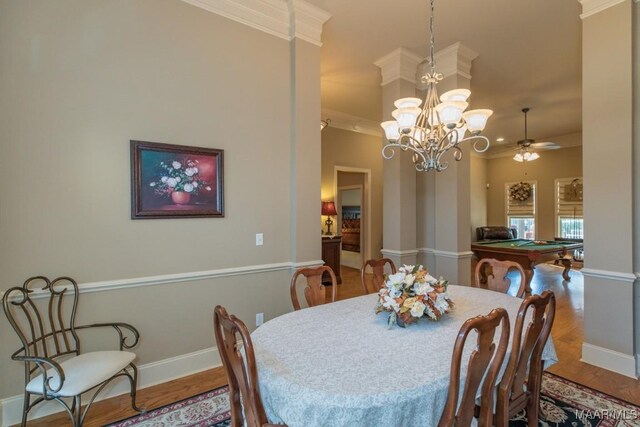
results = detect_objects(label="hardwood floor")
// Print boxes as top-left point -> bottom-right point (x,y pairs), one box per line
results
20,262 -> 640,427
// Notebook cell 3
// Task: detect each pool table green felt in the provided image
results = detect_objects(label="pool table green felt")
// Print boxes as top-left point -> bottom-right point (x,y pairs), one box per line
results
473,239 -> 579,251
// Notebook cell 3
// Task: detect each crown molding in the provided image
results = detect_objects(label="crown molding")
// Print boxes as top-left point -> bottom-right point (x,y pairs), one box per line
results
321,108 -> 382,137
180,0 -> 330,46
289,0 -> 332,46
374,47 -> 422,86
579,0 -> 631,19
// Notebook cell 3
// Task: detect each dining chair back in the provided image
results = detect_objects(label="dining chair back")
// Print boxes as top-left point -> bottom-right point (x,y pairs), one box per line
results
360,258 -> 396,295
495,290 -> 556,427
474,258 -> 529,297
2,276 -> 141,427
214,306 -> 285,427
438,308 -> 510,427
289,266 -> 337,311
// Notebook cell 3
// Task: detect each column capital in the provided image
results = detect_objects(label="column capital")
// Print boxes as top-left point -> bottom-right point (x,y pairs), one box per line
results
374,47 -> 422,86
579,0 -> 637,19
417,42 -> 478,90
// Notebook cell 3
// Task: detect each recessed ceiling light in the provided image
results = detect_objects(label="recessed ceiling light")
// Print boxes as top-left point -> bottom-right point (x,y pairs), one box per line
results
496,137 -> 505,142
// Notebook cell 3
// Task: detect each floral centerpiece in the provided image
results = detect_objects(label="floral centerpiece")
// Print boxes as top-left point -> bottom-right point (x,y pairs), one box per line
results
375,264 -> 454,328
509,181 -> 532,202
149,159 -> 212,204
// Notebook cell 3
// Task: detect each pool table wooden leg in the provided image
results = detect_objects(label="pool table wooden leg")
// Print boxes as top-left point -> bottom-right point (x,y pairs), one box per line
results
523,269 -> 534,295
559,257 -> 572,281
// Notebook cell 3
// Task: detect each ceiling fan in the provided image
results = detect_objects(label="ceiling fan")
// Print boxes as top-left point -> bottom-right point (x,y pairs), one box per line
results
511,107 -> 560,162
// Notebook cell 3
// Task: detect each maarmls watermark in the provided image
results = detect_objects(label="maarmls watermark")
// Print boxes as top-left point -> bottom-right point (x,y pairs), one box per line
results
575,409 -> 639,421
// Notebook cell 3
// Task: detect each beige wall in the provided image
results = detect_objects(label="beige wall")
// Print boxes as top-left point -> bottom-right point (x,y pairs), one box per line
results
486,140 -> 582,240
321,127 -> 383,260
0,0 -> 321,399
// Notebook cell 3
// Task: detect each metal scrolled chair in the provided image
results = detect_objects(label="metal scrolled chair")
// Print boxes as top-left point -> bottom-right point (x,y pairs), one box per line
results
495,290 -> 556,427
1,276 -> 143,427
438,308 -> 510,427
214,305 -> 285,427
289,266 -> 337,311
474,258 -> 530,297
360,258 -> 396,295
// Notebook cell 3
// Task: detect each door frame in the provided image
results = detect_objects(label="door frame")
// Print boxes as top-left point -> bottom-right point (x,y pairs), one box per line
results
333,166 -> 372,263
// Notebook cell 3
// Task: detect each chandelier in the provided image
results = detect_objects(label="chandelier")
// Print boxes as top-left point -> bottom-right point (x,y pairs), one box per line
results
380,0 -> 492,172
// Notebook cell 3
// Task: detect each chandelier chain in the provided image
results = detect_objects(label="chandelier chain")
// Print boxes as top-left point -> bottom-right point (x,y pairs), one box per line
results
429,0 -> 435,74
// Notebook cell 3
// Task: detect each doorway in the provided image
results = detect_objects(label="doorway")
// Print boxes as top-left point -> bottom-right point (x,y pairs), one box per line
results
334,168 -> 371,269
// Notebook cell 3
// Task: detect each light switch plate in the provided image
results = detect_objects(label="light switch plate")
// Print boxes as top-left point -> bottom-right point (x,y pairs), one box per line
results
256,233 -> 264,246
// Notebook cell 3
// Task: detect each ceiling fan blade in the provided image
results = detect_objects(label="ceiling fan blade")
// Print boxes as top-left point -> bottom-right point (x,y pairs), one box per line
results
530,141 -> 558,148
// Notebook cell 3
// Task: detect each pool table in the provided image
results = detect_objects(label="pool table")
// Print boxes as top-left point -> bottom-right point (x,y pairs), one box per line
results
470,239 -> 583,288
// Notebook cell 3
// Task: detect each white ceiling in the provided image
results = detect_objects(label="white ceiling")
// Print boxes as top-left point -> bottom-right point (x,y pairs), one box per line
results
310,0 -> 583,151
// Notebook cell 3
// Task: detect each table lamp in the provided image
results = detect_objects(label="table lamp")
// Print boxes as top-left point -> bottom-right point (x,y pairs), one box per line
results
321,201 -> 337,235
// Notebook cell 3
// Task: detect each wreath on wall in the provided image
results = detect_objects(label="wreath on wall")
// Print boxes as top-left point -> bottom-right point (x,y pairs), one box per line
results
509,182 -> 532,202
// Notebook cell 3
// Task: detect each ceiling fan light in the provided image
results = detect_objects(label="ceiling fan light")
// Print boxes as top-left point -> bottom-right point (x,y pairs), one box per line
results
392,107 -> 421,131
435,101 -> 468,125
394,97 -> 423,109
527,152 -> 540,161
440,89 -> 471,102
381,120 -> 400,141
513,153 -> 524,162
463,109 -> 493,132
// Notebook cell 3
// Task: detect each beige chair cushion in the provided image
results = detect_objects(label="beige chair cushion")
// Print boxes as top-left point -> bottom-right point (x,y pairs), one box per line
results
26,351 -> 136,397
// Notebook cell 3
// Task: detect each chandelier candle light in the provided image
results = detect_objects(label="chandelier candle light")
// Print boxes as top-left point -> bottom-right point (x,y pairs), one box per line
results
380,0 -> 492,172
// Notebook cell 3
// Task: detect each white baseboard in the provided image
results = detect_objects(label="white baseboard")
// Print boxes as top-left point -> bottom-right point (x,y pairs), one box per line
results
1,347 -> 221,427
581,342 -> 638,379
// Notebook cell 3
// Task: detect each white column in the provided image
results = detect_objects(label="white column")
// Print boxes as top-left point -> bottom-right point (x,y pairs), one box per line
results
426,43 -> 478,286
375,48 -> 422,267
579,0 -> 638,378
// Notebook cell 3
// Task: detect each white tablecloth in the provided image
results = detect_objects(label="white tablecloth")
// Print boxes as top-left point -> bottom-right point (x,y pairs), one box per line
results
251,285 -> 558,427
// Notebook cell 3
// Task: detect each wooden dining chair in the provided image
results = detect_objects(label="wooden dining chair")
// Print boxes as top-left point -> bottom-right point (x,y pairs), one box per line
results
495,291 -> 556,427
438,308 -> 510,427
360,258 -> 396,295
289,266 -> 337,311
474,258 -> 529,297
213,306 -> 285,427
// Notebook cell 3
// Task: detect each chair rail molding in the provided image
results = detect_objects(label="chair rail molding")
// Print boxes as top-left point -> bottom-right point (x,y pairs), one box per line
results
180,0 -> 331,46
418,248 -> 474,259
0,260 -> 325,301
580,268 -> 638,283
380,248 -> 419,257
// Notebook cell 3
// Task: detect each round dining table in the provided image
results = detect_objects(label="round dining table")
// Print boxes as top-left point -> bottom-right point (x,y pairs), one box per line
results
251,285 -> 558,427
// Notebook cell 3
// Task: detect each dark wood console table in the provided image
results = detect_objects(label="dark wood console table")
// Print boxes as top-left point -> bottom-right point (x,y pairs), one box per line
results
321,235 -> 342,284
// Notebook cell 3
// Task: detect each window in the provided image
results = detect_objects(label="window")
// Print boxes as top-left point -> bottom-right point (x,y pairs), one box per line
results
506,181 -> 536,240
555,177 -> 583,240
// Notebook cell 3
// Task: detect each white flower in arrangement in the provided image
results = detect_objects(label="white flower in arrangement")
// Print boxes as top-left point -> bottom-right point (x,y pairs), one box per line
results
388,287 -> 402,299
399,265 -> 415,274
413,281 -> 434,296
382,295 -> 400,312
172,161 -> 182,169
424,273 -> 437,284
410,300 -> 426,318
206,186 -> 212,191
404,274 -> 416,287
161,176 -> 168,183
386,272 -> 406,287
192,181 -> 198,188
166,178 -> 177,187
434,293 -> 451,314
183,183 -> 194,193
149,182 -> 156,187
176,177 -> 181,182
185,167 -> 198,177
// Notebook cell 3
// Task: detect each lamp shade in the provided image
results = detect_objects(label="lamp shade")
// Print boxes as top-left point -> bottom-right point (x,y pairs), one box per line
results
321,201 -> 337,216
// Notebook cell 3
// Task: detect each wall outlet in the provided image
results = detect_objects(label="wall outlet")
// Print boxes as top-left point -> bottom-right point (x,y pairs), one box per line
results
256,312 -> 264,327
255,233 -> 264,246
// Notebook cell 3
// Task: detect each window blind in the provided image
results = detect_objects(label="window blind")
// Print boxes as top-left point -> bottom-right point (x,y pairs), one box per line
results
555,177 -> 583,217
506,181 -> 536,217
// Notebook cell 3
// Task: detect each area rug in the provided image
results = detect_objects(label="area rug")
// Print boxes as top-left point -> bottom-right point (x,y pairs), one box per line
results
105,372 -> 640,427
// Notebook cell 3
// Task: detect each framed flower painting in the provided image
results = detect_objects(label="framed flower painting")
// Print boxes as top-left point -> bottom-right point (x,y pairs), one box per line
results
130,140 -> 224,219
